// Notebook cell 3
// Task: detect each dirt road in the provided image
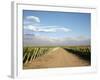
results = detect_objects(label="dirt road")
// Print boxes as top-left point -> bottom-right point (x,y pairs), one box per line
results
23,47 -> 90,69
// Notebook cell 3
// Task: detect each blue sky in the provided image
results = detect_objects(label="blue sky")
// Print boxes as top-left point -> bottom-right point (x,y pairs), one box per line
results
23,10 -> 91,46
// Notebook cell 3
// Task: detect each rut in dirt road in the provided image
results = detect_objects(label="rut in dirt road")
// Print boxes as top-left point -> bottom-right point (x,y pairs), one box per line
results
23,47 -> 90,69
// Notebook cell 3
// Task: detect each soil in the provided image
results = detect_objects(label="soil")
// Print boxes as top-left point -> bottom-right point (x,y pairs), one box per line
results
23,47 -> 90,69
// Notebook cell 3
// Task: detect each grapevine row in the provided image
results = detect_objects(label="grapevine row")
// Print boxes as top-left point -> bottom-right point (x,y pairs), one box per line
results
23,47 -> 51,64
64,47 -> 91,62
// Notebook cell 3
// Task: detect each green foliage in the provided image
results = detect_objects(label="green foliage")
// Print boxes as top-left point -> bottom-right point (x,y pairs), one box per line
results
64,46 -> 91,62
23,47 -> 51,64
23,46 -> 91,64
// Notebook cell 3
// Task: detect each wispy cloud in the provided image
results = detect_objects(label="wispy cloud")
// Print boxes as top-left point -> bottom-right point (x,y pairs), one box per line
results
24,25 -> 71,33
25,16 -> 40,23
24,16 -> 71,33
24,16 -> 90,46
24,16 -> 40,26
24,34 -> 90,46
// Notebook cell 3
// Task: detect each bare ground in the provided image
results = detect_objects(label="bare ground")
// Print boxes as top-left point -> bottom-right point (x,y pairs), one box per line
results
23,47 -> 90,69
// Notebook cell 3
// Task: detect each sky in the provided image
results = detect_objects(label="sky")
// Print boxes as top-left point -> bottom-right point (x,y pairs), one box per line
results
23,10 -> 91,46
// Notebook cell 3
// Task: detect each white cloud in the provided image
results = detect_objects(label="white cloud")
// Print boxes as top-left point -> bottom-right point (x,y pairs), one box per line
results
24,16 -> 40,25
23,16 -> 90,46
24,25 -> 71,33
26,16 -> 40,23
24,15 -> 71,33
27,25 -> 38,31
24,33 -> 90,46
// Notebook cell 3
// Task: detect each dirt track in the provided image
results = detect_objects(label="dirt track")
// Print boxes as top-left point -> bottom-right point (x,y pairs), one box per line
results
23,47 -> 90,69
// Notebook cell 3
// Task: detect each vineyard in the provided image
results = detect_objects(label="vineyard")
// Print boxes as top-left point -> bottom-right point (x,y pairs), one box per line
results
23,46 -> 91,68
63,46 -> 91,62
23,47 -> 52,64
